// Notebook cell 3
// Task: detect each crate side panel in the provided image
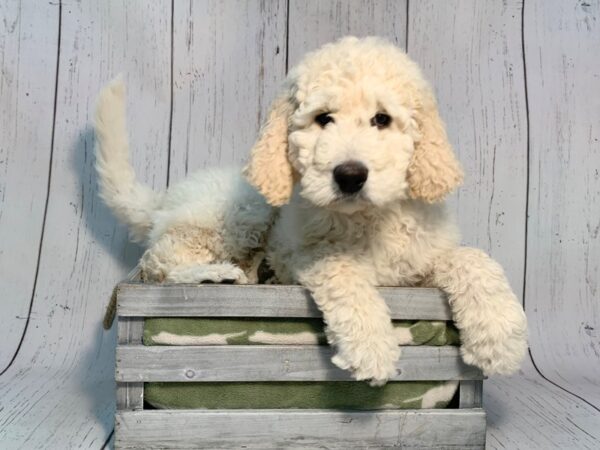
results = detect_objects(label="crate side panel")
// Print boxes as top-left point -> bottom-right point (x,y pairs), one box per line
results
115,409 -> 486,449
117,284 -> 451,320
116,345 -> 482,382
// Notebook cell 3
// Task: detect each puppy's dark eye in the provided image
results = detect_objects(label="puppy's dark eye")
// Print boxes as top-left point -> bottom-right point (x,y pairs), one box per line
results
315,112 -> 334,127
371,113 -> 392,129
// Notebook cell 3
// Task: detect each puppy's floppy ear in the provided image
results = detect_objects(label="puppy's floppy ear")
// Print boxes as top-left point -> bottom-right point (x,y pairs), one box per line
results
243,94 -> 295,206
407,91 -> 463,202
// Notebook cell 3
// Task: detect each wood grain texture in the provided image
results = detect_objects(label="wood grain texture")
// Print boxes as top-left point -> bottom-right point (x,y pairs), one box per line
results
408,0 -> 528,299
0,0 -> 59,370
1,2 -> 600,448
459,380 -> 483,408
116,345 -> 482,382
0,1 -> 171,448
485,357 -> 600,450
116,318 -> 143,410
115,409 -> 486,449
117,283 -> 451,319
288,0 -> 407,67
524,0 -> 600,408
168,0 -> 287,182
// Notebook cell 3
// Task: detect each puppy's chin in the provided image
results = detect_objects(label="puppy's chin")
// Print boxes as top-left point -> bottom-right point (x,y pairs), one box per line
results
297,189 -> 370,214
326,196 -> 371,214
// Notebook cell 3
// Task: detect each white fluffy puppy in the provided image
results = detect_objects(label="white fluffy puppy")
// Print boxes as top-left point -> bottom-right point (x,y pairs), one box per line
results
95,36 -> 527,385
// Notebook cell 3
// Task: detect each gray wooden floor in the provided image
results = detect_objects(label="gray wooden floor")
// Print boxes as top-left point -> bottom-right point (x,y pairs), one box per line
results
1,1 -> 598,449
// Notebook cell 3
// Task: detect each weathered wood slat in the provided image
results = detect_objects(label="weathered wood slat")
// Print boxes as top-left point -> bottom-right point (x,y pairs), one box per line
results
460,380 -> 483,408
117,283 -> 451,319
116,345 -> 482,382
118,315 -> 144,346
117,318 -> 144,410
115,409 -> 486,449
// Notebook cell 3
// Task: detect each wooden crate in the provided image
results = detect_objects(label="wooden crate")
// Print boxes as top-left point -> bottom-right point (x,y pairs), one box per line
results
115,283 -> 486,449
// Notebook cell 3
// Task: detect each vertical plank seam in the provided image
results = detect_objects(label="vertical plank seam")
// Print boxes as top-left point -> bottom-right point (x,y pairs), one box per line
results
405,0 -> 409,51
0,0 -> 62,377
285,0 -> 290,73
521,0 -> 531,315
166,0 -> 175,187
520,0 -> 600,412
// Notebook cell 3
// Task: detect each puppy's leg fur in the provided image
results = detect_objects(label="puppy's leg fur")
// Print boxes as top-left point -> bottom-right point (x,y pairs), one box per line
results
431,247 -> 528,375
296,254 -> 400,385
165,263 -> 247,284
139,224 -> 247,284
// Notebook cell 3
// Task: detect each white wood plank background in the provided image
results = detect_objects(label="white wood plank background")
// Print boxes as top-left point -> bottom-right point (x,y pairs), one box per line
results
169,0 -> 287,182
0,0 -> 59,372
524,0 -> 600,408
288,0 -> 408,65
0,1 -> 171,448
408,0 -> 527,299
0,1 -> 598,449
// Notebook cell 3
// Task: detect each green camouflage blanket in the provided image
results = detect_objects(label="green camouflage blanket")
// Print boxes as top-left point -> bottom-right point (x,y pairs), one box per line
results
144,318 -> 459,347
144,318 -> 460,410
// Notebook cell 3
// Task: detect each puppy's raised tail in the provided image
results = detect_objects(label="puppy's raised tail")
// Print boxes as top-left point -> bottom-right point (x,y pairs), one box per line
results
94,78 -> 161,244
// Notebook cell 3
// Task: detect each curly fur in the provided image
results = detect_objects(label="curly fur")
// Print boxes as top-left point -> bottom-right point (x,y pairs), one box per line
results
408,92 -> 464,202
243,95 -> 296,206
94,77 -> 164,243
95,36 -> 527,384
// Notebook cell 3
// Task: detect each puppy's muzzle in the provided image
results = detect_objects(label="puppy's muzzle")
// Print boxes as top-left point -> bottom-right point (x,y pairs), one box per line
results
333,161 -> 368,194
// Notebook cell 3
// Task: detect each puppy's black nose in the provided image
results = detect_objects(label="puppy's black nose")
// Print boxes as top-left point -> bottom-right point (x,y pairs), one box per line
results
333,161 -> 368,194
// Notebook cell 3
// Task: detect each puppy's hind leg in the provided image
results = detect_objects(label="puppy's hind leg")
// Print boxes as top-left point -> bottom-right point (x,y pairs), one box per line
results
139,224 -> 248,284
165,263 -> 247,284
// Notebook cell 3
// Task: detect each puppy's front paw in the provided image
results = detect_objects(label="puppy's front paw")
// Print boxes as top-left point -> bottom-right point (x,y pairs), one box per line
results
332,332 -> 400,386
460,301 -> 528,376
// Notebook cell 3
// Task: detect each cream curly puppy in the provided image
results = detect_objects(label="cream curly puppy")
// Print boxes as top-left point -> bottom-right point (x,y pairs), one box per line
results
96,36 -> 527,385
